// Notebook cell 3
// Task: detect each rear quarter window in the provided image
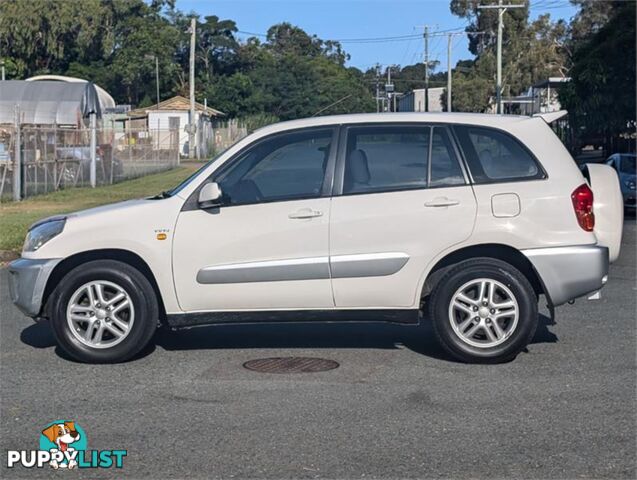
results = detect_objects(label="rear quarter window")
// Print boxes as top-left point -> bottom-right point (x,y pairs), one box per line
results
454,125 -> 545,183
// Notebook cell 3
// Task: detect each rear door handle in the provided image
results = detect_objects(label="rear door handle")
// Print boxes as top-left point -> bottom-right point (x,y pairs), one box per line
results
288,208 -> 323,219
424,197 -> 460,208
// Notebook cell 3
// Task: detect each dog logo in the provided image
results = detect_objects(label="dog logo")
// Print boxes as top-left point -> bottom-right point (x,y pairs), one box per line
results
6,420 -> 126,469
40,421 -> 83,469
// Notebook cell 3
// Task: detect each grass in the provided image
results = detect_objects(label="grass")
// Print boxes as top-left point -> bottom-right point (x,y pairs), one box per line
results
0,163 -> 203,256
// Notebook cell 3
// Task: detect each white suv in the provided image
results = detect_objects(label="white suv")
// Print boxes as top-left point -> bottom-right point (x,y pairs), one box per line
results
8,113 -> 624,364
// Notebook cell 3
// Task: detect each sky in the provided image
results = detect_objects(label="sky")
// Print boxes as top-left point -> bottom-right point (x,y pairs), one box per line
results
176,0 -> 579,72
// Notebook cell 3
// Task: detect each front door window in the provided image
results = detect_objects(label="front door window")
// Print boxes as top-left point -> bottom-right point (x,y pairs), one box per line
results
214,129 -> 333,205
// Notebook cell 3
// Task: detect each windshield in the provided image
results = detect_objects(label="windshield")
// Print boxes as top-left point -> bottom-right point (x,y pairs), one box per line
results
620,155 -> 636,174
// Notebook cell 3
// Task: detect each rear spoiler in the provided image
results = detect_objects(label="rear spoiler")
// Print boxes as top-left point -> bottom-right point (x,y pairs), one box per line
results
533,110 -> 568,124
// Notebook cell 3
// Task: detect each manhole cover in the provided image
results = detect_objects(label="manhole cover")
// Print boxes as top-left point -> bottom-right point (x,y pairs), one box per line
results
243,357 -> 339,374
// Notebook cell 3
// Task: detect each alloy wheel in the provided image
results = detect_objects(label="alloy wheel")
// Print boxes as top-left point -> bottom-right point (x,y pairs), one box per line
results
66,280 -> 135,349
448,278 -> 519,348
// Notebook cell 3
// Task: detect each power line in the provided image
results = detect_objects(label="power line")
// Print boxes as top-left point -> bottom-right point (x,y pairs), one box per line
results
236,28 -> 474,45
236,30 -> 267,38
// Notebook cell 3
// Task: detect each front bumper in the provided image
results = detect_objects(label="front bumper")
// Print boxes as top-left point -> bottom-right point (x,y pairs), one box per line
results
7,258 -> 61,317
522,245 -> 609,307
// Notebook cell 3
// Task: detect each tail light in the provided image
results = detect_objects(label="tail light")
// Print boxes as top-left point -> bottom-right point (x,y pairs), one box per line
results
571,183 -> 595,231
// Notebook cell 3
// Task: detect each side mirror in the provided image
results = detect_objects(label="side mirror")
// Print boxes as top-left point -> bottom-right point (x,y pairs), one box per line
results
198,182 -> 223,208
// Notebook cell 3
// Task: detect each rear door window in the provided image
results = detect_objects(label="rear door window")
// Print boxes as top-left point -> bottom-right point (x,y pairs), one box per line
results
342,126 -> 429,194
341,125 -> 468,195
454,125 -> 544,183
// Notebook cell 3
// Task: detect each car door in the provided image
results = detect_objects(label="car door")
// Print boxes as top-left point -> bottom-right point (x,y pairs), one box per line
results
172,127 -> 337,312
328,123 -> 477,308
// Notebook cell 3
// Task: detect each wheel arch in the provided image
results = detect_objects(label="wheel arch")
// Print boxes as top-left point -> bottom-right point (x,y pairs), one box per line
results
420,243 -> 545,303
41,249 -> 166,321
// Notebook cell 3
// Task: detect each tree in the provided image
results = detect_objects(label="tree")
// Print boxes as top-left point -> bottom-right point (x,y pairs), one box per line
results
450,0 -> 529,56
109,10 -> 182,105
0,0 -> 113,77
568,0 -> 616,43
205,23 -> 373,120
0,5 -> 378,119
265,22 -> 349,65
559,1 -> 636,153
197,16 -> 239,80
447,0 -> 568,112
391,63 -> 444,93
0,0 -> 184,105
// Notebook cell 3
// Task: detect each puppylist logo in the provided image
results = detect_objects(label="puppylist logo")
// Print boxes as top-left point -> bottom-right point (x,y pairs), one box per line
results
7,420 -> 127,470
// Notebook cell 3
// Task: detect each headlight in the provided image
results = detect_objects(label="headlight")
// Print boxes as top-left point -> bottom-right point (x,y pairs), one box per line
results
23,217 -> 66,252
624,179 -> 636,190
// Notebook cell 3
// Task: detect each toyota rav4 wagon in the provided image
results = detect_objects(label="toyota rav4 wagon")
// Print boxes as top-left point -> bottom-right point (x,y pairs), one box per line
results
8,112 -> 624,364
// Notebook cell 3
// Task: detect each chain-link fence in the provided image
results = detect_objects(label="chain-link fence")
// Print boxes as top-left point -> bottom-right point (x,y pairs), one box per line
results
0,126 -> 15,200
211,119 -> 248,155
0,125 -> 180,201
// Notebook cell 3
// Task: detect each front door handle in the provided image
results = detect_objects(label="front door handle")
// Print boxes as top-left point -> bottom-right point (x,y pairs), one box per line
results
424,197 -> 460,208
288,208 -> 323,219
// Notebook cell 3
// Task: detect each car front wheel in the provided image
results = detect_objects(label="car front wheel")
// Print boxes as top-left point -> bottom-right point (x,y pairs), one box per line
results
428,258 -> 538,364
49,260 -> 159,363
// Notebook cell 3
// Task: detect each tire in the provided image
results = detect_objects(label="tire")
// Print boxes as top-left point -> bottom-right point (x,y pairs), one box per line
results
49,260 -> 159,363
428,257 -> 538,364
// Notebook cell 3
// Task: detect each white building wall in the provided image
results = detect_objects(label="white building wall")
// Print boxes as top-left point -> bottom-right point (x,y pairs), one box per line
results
148,111 -> 203,156
398,88 -> 444,112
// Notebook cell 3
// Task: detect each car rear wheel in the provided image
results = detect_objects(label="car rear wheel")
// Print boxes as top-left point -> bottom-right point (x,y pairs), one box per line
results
50,260 -> 158,363
428,258 -> 538,364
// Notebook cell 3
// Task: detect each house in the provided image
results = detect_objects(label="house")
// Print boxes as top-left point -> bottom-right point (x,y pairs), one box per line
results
126,96 -> 224,157
397,87 -> 444,112
502,77 -> 571,116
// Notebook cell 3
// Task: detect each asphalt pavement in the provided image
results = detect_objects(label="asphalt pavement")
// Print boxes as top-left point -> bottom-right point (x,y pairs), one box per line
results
1,219 -> 635,479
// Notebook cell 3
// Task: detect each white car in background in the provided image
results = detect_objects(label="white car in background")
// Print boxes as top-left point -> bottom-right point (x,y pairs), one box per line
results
8,112 -> 624,364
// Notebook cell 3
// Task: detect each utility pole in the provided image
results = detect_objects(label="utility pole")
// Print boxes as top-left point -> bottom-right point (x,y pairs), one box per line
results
1,59 -> 5,81
416,25 -> 434,112
89,111 -> 97,187
13,105 -> 20,201
386,66 -> 391,112
188,17 -> 196,159
445,31 -> 487,113
447,34 -> 452,112
375,64 -> 381,113
385,66 -> 395,112
144,54 -> 160,110
155,56 -> 160,111
424,25 -> 429,112
478,0 -> 524,114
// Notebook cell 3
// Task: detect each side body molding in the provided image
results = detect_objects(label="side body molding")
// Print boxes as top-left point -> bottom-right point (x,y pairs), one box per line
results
197,252 -> 410,284
330,252 -> 409,278
197,257 -> 329,284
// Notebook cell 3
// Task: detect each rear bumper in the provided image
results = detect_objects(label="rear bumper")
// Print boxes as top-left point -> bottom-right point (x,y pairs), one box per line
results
7,258 -> 61,317
522,245 -> 609,306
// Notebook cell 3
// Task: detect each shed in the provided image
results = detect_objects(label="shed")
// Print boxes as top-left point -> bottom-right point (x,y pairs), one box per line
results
397,88 -> 444,113
25,75 -> 116,111
0,80 -> 102,127
126,95 -> 224,157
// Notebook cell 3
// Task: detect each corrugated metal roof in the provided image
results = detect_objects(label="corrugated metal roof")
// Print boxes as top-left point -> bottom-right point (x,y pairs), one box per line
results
0,80 -> 102,126
127,95 -> 224,118
25,75 -> 116,109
